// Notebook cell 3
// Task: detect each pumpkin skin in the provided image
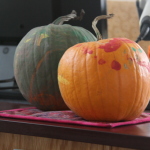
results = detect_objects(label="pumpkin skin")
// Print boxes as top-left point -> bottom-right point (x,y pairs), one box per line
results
14,14 -> 96,111
58,38 -> 150,121
148,45 -> 150,59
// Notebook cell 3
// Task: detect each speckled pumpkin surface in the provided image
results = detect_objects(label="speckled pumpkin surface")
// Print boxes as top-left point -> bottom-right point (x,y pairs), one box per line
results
14,12 -> 96,111
58,38 -> 150,121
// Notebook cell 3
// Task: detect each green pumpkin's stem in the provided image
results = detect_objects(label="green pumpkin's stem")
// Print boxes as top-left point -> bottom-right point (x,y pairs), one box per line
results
92,14 -> 114,41
74,9 -> 85,21
52,9 -> 85,25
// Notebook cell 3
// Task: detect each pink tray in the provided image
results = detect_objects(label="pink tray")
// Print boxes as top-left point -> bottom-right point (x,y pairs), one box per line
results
0,107 -> 150,128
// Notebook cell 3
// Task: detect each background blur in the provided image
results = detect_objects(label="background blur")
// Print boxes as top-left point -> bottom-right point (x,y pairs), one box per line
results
107,0 -> 149,53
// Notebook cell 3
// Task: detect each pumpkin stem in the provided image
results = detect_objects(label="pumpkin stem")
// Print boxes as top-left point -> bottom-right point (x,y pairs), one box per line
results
52,9 -> 85,25
74,9 -> 85,21
92,14 -> 114,40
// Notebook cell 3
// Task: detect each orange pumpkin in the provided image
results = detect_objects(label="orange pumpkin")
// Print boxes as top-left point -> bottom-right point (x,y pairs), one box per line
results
58,14 -> 150,122
147,45 -> 150,59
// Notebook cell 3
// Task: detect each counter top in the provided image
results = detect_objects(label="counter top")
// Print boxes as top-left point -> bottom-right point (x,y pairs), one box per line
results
0,100 -> 150,150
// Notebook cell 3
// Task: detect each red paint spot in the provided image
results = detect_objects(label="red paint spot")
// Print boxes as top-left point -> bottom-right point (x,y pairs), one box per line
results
83,48 -> 88,54
146,63 -> 150,72
98,59 -> 106,65
126,54 -> 134,61
126,54 -> 150,72
137,61 -> 147,67
88,50 -> 93,54
111,60 -> 121,70
99,38 -> 122,52
128,58 -> 133,61
137,61 -> 150,72
94,56 -> 97,59
82,48 -> 93,54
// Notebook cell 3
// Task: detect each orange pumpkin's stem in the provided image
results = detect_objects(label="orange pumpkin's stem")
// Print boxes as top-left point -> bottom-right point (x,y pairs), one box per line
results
92,14 -> 114,41
52,9 -> 85,25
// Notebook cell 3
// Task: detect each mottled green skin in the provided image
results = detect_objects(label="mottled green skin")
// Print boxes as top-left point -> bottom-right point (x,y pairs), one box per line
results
14,24 -> 96,110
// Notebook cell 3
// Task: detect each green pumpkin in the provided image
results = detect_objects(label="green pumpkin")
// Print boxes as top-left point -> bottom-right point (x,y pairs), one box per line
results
14,10 -> 96,110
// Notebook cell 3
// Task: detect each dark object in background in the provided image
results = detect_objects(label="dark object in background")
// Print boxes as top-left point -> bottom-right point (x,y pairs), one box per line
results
136,0 -> 150,43
0,0 -> 107,45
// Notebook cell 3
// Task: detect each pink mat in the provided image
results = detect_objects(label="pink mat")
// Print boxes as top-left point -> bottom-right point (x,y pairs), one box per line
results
0,107 -> 150,128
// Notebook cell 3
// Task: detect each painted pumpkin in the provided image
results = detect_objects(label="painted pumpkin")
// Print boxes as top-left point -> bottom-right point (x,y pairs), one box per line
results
147,45 -> 150,58
58,14 -> 150,121
14,10 -> 96,111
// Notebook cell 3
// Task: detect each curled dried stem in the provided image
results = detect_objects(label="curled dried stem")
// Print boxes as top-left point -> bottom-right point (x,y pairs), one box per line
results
92,14 -> 114,40
52,9 -> 85,25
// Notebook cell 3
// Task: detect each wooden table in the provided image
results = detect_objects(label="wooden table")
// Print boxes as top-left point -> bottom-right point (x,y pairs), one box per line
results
0,100 -> 150,150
